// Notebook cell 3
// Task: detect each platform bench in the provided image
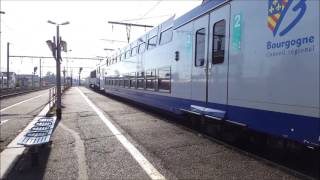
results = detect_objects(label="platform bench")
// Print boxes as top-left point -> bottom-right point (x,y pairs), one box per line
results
17,117 -> 57,166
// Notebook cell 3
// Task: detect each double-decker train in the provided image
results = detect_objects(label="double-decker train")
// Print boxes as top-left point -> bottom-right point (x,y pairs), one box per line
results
90,0 -> 319,149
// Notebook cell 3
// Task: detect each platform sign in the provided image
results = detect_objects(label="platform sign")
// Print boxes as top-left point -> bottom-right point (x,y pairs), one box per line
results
232,13 -> 242,51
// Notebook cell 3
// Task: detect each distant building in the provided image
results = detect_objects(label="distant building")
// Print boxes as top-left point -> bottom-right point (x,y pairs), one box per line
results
42,74 -> 56,86
1,72 -> 16,88
0,73 -> 7,89
16,74 -> 40,88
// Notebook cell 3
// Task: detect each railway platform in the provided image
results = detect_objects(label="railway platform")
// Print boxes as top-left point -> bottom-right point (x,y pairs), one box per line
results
5,87 -> 303,179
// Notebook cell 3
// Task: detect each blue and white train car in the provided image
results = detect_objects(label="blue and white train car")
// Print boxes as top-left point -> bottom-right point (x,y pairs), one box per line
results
100,0 -> 319,148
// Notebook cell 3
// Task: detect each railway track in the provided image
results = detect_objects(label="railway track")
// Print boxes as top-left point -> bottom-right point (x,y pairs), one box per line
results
0,87 -> 53,99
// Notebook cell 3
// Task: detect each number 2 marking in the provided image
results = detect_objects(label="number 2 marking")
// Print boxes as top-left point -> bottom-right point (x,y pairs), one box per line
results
234,15 -> 241,28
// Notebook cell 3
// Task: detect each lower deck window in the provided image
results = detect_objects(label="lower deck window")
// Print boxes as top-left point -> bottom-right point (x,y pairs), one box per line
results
124,79 -> 130,88
137,79 -> 144,89
157,67 -> 171,92
130,79 -> 136,88
158,79 -> 170,91
146,79 -> 156,90
119,79 -> 124,87
145,69 -> 156,90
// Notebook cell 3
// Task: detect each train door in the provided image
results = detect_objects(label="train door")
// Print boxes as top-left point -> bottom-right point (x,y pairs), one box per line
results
207,4 -> 230,107
191,14 -> 209,102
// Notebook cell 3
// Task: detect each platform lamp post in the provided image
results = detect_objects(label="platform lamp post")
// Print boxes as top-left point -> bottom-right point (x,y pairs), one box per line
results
78,67 -> 83,86
46,20 -> 70,120
32,66 -> 38,89
6,42 -> 10,89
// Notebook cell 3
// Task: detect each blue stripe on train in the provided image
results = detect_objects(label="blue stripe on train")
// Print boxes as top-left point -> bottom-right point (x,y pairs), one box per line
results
104,87 -> 320,147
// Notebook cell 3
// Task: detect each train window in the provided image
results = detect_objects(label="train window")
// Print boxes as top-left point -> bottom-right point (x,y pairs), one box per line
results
212,20 -> 226,64
159,28 -> 173,45
158,67 -> 171,92
137,72 -> 144,89
124,80 -> 129,88
145,69 -> 156,90
124,76 -> 130,88
130,72 -> 136,88
131,46 -> 138,56
147,36 -> 157,50
138,42 -> 146,53
120,78 -> 125,87
125,50 -> 131,58
195,28 -> 206,67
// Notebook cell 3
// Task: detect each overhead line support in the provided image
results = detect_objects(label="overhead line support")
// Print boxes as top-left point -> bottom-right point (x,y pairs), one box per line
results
108,21 -> 154,43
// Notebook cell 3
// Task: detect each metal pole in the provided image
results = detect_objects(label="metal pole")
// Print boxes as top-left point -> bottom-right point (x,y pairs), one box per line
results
40,59 -> 42,88
7,42 -> 9,88
63,67 -> 66,85
56,25 -> 62,120
32,72 -> 34,89
78,73 -> 80,86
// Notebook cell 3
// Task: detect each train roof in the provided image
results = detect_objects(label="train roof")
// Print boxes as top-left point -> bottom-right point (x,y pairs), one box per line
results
173,0 -> 228,29
107,0 -> 229,60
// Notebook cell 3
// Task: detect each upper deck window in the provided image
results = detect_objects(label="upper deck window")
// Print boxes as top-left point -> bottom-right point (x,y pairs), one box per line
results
212,20 -> 226,64
195,28 -> 205,67
131,46 -> 137,56
138,42 -> 146,54
125,50 -> 131,58
147,36 -> 157,50
159,28 -> 173,45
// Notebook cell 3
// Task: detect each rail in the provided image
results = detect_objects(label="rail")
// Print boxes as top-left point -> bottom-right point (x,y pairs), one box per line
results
0,86 -> 54,99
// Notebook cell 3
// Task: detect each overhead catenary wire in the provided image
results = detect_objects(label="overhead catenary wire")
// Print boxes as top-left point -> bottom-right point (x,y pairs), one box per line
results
108,0 -> 162,43
141,0 -> 162,19
118,14 -> 172,23
9,55 -> 102,61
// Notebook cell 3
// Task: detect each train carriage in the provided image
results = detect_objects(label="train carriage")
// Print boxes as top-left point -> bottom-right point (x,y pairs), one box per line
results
98,0 -> 319,148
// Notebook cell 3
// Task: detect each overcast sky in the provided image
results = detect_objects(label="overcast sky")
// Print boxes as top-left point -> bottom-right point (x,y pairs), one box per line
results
0,0 -> 201,77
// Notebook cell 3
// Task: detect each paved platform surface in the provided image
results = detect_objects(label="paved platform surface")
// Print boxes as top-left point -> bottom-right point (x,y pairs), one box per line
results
7,87 -> 300,180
